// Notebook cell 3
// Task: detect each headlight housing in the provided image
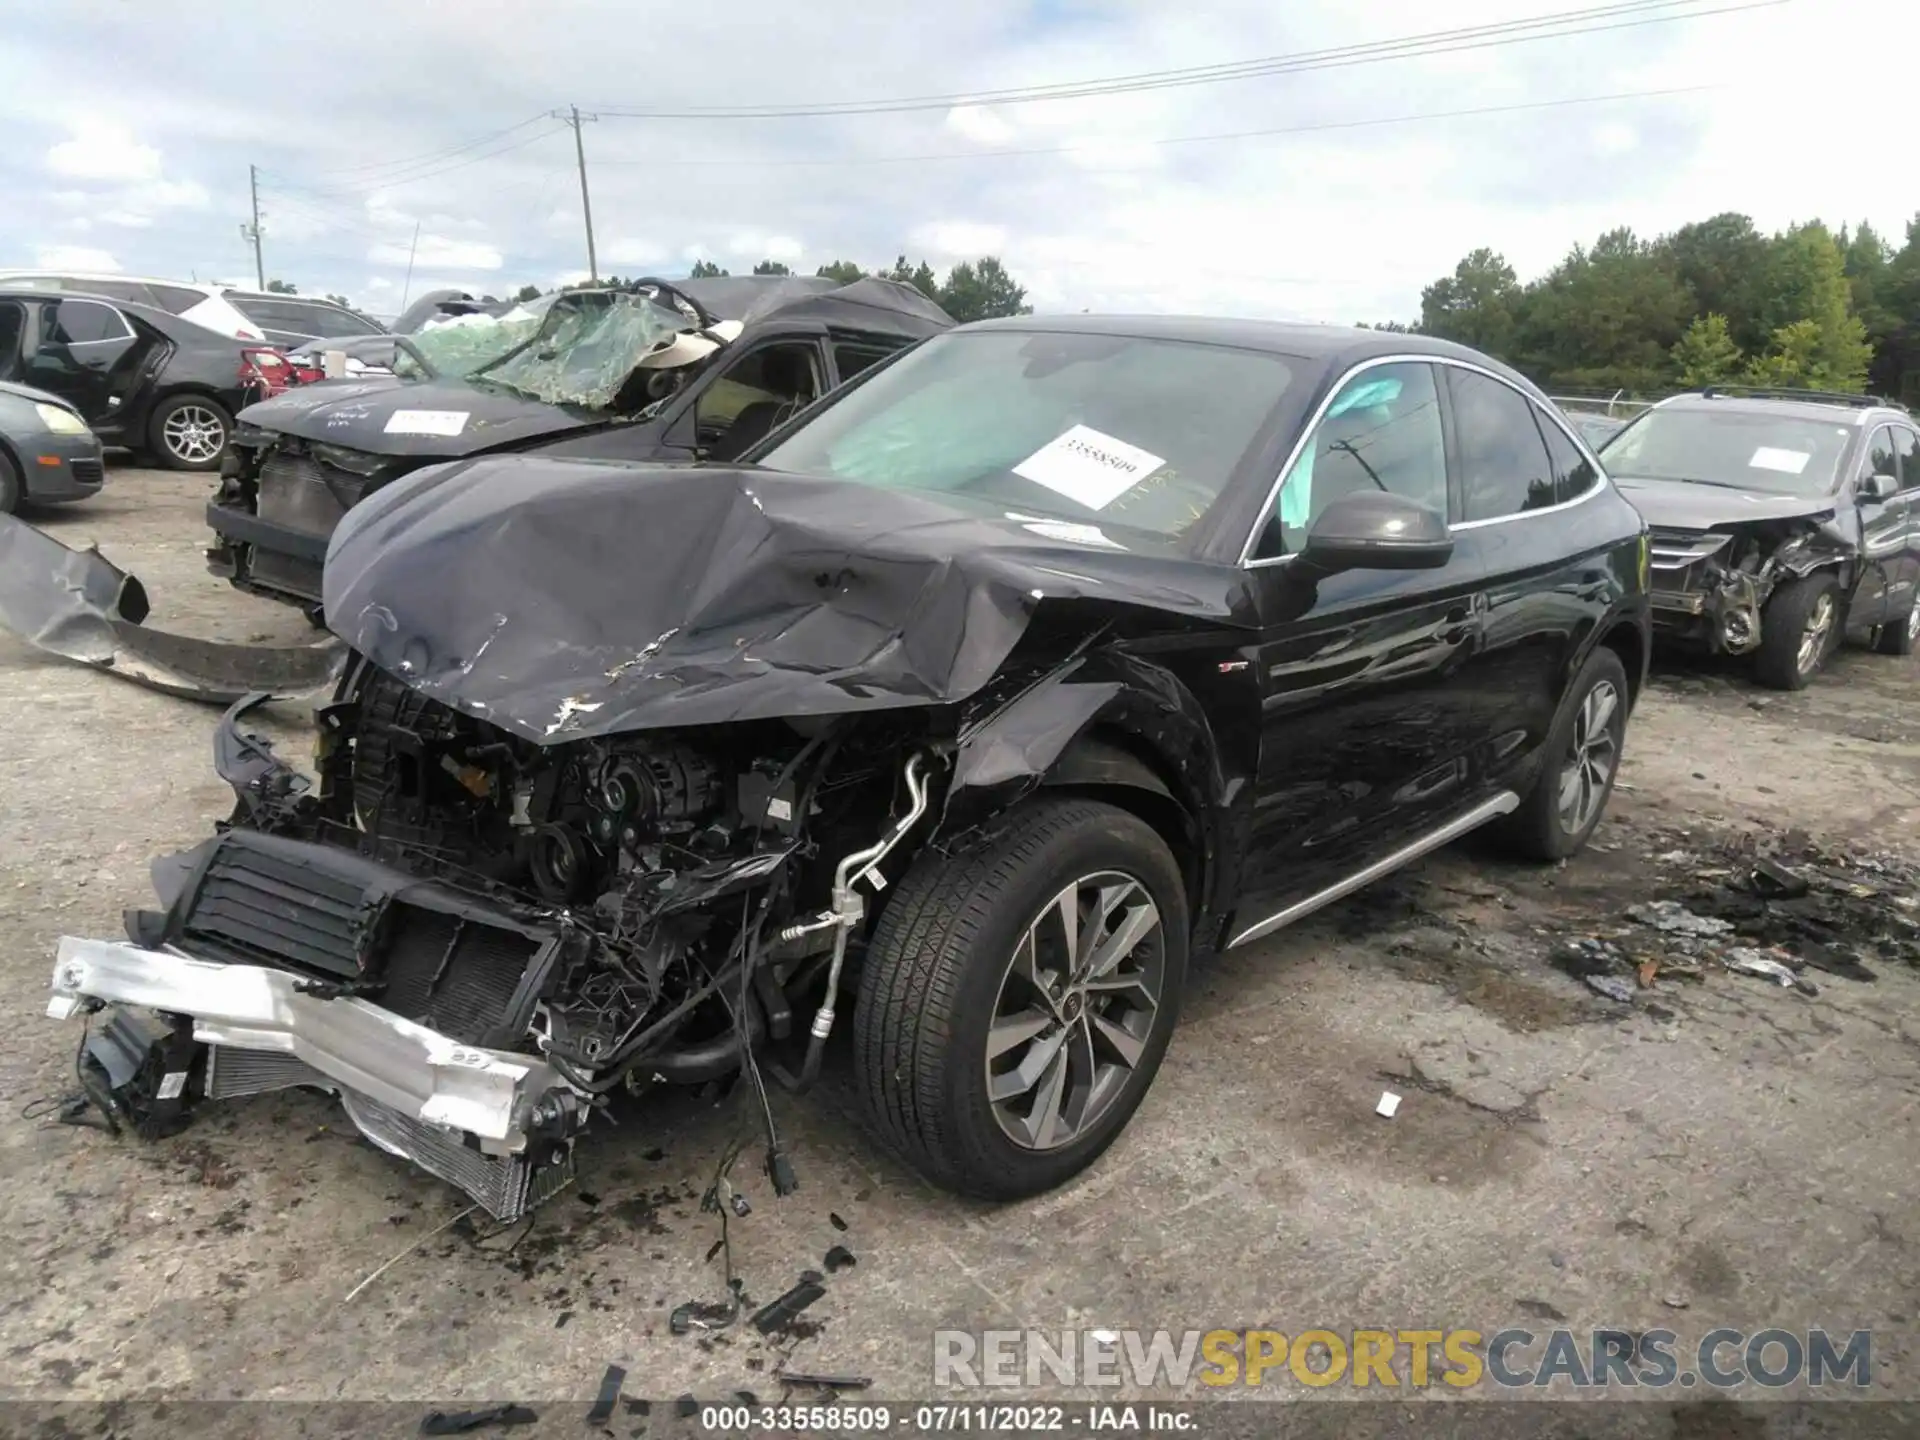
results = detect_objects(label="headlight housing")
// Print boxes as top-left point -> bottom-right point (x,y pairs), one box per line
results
34,403 -> 89,436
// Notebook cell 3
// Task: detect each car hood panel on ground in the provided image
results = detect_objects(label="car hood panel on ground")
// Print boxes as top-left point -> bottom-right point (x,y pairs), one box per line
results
322,456 -> 1245,744
1612,474 -> 1839,529
238,378 -> 594,458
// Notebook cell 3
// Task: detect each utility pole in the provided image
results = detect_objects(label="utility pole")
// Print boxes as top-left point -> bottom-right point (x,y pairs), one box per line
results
551,106 -> 600,281
400,221 -> 421,311
243,164 -> 265,289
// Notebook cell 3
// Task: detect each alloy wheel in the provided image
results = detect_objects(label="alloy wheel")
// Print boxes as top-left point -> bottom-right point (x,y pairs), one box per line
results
1797,593 -> 1836,676
985,871 -> 1163,1152
1557,679 -> 1620,836
1908,597 -> 1919,646
163,405 -> 226,464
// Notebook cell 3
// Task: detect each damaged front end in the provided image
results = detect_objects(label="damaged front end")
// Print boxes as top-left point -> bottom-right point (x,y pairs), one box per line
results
49,667 -> 948,1220
1646,517 -> 1855,654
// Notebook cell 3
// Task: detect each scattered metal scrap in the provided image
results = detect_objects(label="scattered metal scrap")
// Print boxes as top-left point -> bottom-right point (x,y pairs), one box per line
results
419,1404 -> 537,1435
0,514 -> 344,702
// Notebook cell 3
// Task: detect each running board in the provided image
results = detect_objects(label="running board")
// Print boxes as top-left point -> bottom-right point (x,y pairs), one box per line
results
1227,790 -> 1520,949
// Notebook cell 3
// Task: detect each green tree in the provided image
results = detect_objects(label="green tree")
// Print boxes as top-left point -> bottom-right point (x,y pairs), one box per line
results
937,256 -> 1029,323
514,283 -> 542,303
1756,223 -> 1871,390
752,259 -> 792,276
324,292 -> 351,308
265,278 -> 297,294
1659,213 -> 1770,352
1744,319 -> 1828,387
814,260 -> 867,284
689,259 -> 730,278
879,255 -> 940,298
1671,314 -> 1743,386
1419,248 -> 1521,356
1513,228 -> 1692,391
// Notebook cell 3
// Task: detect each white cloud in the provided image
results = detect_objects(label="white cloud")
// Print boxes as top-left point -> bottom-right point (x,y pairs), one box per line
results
602,237 -> 666,266
45,122 -> 161,183
912,221 -> 1009,259
367,235 -> 503,270
1592,122 -> 1638,158
101,211 -> 157,229
725,233 -> 803,263
945,105 -> 1016,146
35,245 -> 119,271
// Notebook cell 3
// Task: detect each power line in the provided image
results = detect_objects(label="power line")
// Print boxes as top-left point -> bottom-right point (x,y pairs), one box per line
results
586,0 -> 1780,119
592,84 -> 1715,168
290,113 -> 554,179
260,124 -> 566,200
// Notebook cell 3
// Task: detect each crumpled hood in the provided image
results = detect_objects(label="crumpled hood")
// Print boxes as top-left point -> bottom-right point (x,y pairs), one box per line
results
1612,475 -> 1838,530
323,456 -> 1244,743
237,377 -> 595,458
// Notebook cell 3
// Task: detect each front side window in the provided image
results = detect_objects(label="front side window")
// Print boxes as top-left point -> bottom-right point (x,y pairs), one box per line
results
1261,361 -> 1446,557
1449,369 -> 1556,521
1861,425 -> 1898,488
1600,406 -> 1854,498
756,328 -> 1296,544
1895,427 -> 1920,492
698,342 -> 823,460
1537,406 -> 1598,505
834,344 -> 891,382
47,299 -> 130,345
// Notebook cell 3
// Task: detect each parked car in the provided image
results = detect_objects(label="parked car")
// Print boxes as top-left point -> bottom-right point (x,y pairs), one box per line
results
0,287 -> 290,471
208,274 -> 954,613
0,271 -> 267,341
219,290 -> 387,351
0,380 -> 104,512
1598,387 -> 1920,689
1571,411 -> 1627,449
49,317 -> 1650,1217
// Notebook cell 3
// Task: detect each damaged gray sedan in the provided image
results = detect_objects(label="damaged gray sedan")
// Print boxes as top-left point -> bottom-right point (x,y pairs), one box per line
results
1602,388 -> 1920,689
48,318 -> 1652,1218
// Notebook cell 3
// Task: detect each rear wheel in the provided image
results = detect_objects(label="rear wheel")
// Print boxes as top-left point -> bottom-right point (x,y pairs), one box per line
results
1754,574 -> 1841,690
853,797 -> 1187,1200
1873,591 -> 1919,658
1495,646 -> 1629,862
149,396 -> 232,472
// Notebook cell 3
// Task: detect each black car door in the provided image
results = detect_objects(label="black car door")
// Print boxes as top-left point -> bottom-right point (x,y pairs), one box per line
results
1854,424 -> 1905,628
1439,368 -> 1619,807
1890,425 -> 1920,622
1235,359 -> 1497,939
22,297 -> 140,424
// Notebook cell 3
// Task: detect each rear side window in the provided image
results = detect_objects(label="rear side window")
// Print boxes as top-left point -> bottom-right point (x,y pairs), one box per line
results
48,299 -> 131,344
1535,406 -> 1597,505
1895,428 -> 1920,492
148,284 -> 207,315
834,345 -> 892,382
1448,369 -> 1556,521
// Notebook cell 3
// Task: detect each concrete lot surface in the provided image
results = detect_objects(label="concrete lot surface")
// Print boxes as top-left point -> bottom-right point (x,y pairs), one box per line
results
2,470 -> 1917,1436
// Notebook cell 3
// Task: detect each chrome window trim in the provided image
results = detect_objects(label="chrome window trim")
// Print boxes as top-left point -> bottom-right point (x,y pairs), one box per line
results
1238,352 -> 1608,569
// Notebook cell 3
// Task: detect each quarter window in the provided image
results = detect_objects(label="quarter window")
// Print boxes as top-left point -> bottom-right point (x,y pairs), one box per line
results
47,299 -> 131,345
834,344 -> 891,382
1449,369 -> 1557,521
1261,361 -> 1447,557
1536,406 -> 1597,505
1894,428 -> 1920,492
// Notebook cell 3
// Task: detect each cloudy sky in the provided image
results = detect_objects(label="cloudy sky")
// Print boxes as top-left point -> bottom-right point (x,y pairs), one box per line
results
0,0 -> 1909,323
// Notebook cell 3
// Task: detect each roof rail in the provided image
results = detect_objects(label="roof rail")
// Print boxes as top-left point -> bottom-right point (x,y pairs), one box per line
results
1696,385 -> 1907,412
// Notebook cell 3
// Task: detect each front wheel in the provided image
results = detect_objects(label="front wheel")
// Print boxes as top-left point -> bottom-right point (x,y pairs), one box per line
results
1873,590 -> 1919,658
149,395 -> 232,472
853,797 -> 1188,1200
1754,573 -> 1841,690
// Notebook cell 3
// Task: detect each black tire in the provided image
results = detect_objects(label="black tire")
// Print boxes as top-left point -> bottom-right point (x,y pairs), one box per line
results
0,450 -> 19,514
1494,645 -> 1630,862
1753,573 -> 1842,690
853,796 -> 1188,1200
1873,590 -> 1918,658
148,395 -> 232,472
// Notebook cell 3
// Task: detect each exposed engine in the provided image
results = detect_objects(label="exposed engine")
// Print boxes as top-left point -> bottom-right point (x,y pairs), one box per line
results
1646,519 -> 1849,654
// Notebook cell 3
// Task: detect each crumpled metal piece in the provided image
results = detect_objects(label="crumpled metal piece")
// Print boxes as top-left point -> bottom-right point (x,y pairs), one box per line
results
0,514 -> 346,703
1722,948 -> 1799,987
1627,900 -> 1735,938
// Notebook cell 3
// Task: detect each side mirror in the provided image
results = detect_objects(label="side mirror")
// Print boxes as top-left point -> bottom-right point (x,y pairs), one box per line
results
1864,470 -> 1899,502
1299,491 -> 1453,574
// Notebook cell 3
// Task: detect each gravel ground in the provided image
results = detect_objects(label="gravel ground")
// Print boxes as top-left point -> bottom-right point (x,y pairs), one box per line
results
2,468 -> 1918,1434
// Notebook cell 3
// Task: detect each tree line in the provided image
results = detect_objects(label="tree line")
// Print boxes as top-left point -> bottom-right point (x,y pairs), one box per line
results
682,253 -> 1031,324
1396,213 -> 1920,401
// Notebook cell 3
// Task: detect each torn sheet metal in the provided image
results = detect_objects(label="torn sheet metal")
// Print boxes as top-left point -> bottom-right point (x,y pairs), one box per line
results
0,514 -> 345,703
323,457 -> 1246,744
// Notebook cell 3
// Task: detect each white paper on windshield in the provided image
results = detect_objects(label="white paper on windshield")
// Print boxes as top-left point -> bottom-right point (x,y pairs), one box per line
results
385,409 -> 470,437
1013,425 -> 1165,510
1749,446 -> 1811,476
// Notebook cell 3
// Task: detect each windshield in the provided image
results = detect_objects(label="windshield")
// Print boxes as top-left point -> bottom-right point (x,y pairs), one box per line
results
753,329 -> 1294,542
467,291 -> 694,408
1600,407 -> 1855,497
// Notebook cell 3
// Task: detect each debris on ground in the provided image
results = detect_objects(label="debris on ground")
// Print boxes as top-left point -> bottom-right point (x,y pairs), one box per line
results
1582,974 -> 1638,1004
1750,856 -> 1810,900
752,1273 -> 828,1335
1627,901 -> 1734,938
419,1404 -> 538,1435
1721,948 -> 1799,987
1375,1091 -> 1402,1119
587,1364 -> 626,1424
824,1244 -> 857,1274
781,1372 -> 873,1391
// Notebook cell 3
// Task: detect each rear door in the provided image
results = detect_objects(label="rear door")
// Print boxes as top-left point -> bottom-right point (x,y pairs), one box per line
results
1237,359 -> 1494,932
1887,425 -> 1920,622
1853,424 -> 1903,627
22,297 -> 137,421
